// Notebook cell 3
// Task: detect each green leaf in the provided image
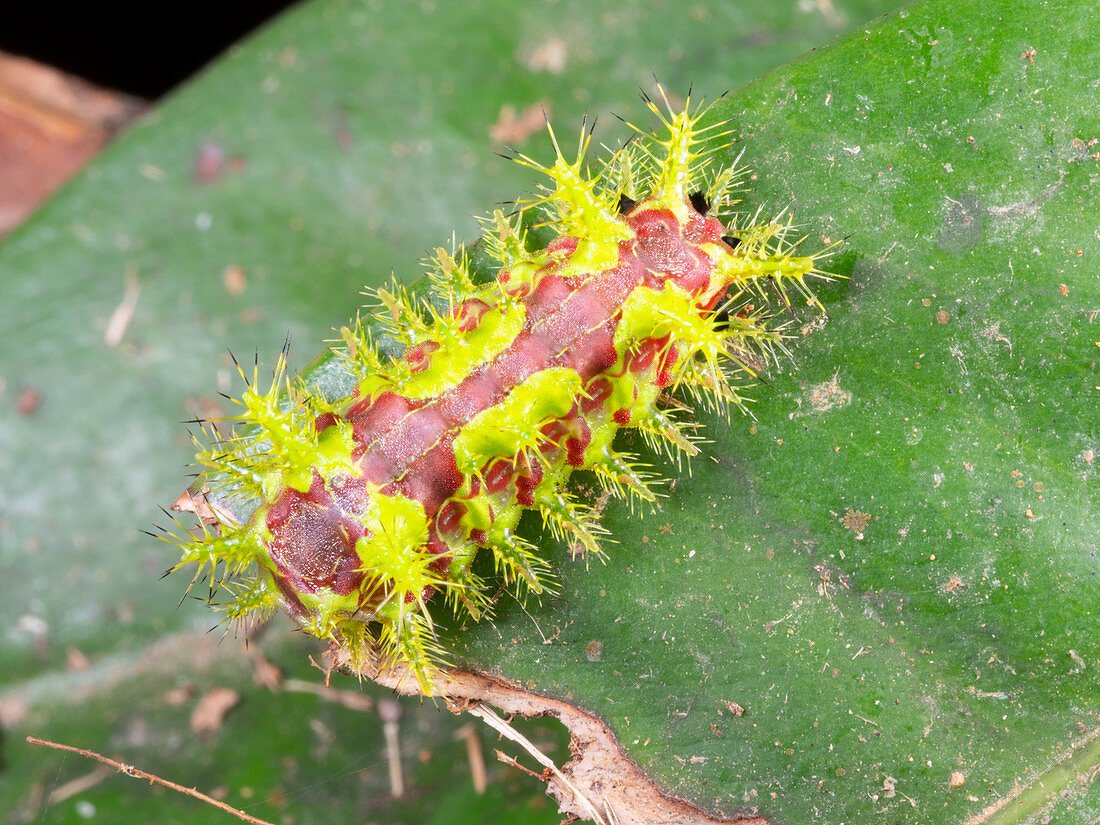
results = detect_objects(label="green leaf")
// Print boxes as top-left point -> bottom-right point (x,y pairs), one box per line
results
1,0 -> 913,822
445,2 -> 1100,824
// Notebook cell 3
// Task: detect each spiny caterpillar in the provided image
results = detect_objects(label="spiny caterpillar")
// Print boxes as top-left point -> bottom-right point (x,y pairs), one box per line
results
168,95 -> 831,693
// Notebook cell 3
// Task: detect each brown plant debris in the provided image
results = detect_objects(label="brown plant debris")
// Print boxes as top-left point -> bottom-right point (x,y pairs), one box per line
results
281,678 -> 374,711
0,51 -> 144,236
841,509 -> 871,533
725,701 -> 746,718
103,266 -> 140,347
808,373 -> 852,412
16,387 -> 41,416
490,102 -> 549,144
456,723 -> 488,794
190,686 -> 241,735
25,737 -> 275,825
330,645 -> 768,825
521,37 -> 568,74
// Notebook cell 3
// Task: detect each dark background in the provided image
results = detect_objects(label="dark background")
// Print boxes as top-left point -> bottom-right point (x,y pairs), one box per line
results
0,1 -> 299,98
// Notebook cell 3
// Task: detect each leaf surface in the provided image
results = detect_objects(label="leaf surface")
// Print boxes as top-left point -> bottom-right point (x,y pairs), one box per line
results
0,1 -> 910,822
449,2 -> 1100,822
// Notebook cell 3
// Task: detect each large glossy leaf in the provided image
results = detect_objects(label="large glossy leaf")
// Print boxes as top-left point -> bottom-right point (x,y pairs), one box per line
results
442,2 -> 1100,824
0,0 -> 911,822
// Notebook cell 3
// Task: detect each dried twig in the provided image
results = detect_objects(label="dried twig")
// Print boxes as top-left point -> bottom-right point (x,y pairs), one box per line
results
378,699 -> 405,798
47,765 -> 112,804
494,748 -> 543,780
282,678 -> 374,711
466,703 -> 609,825
456,723 -> 488,794
25,736 -> 275,825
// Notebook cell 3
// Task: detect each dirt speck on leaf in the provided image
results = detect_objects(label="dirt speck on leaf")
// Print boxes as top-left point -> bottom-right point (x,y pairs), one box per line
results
806,373 -> 852,413
940,194 -> 984,252
193,141 -> 225,185
103,268 -> 140,347
520,37 -> 568,74
978,322 -> 1013,354
190,687 -> 240,735
842,509 -> 871,534
490,103 -> 548,144
584,640 -> 603,662
16,387 -> 41,416
223,265 -> 247,296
